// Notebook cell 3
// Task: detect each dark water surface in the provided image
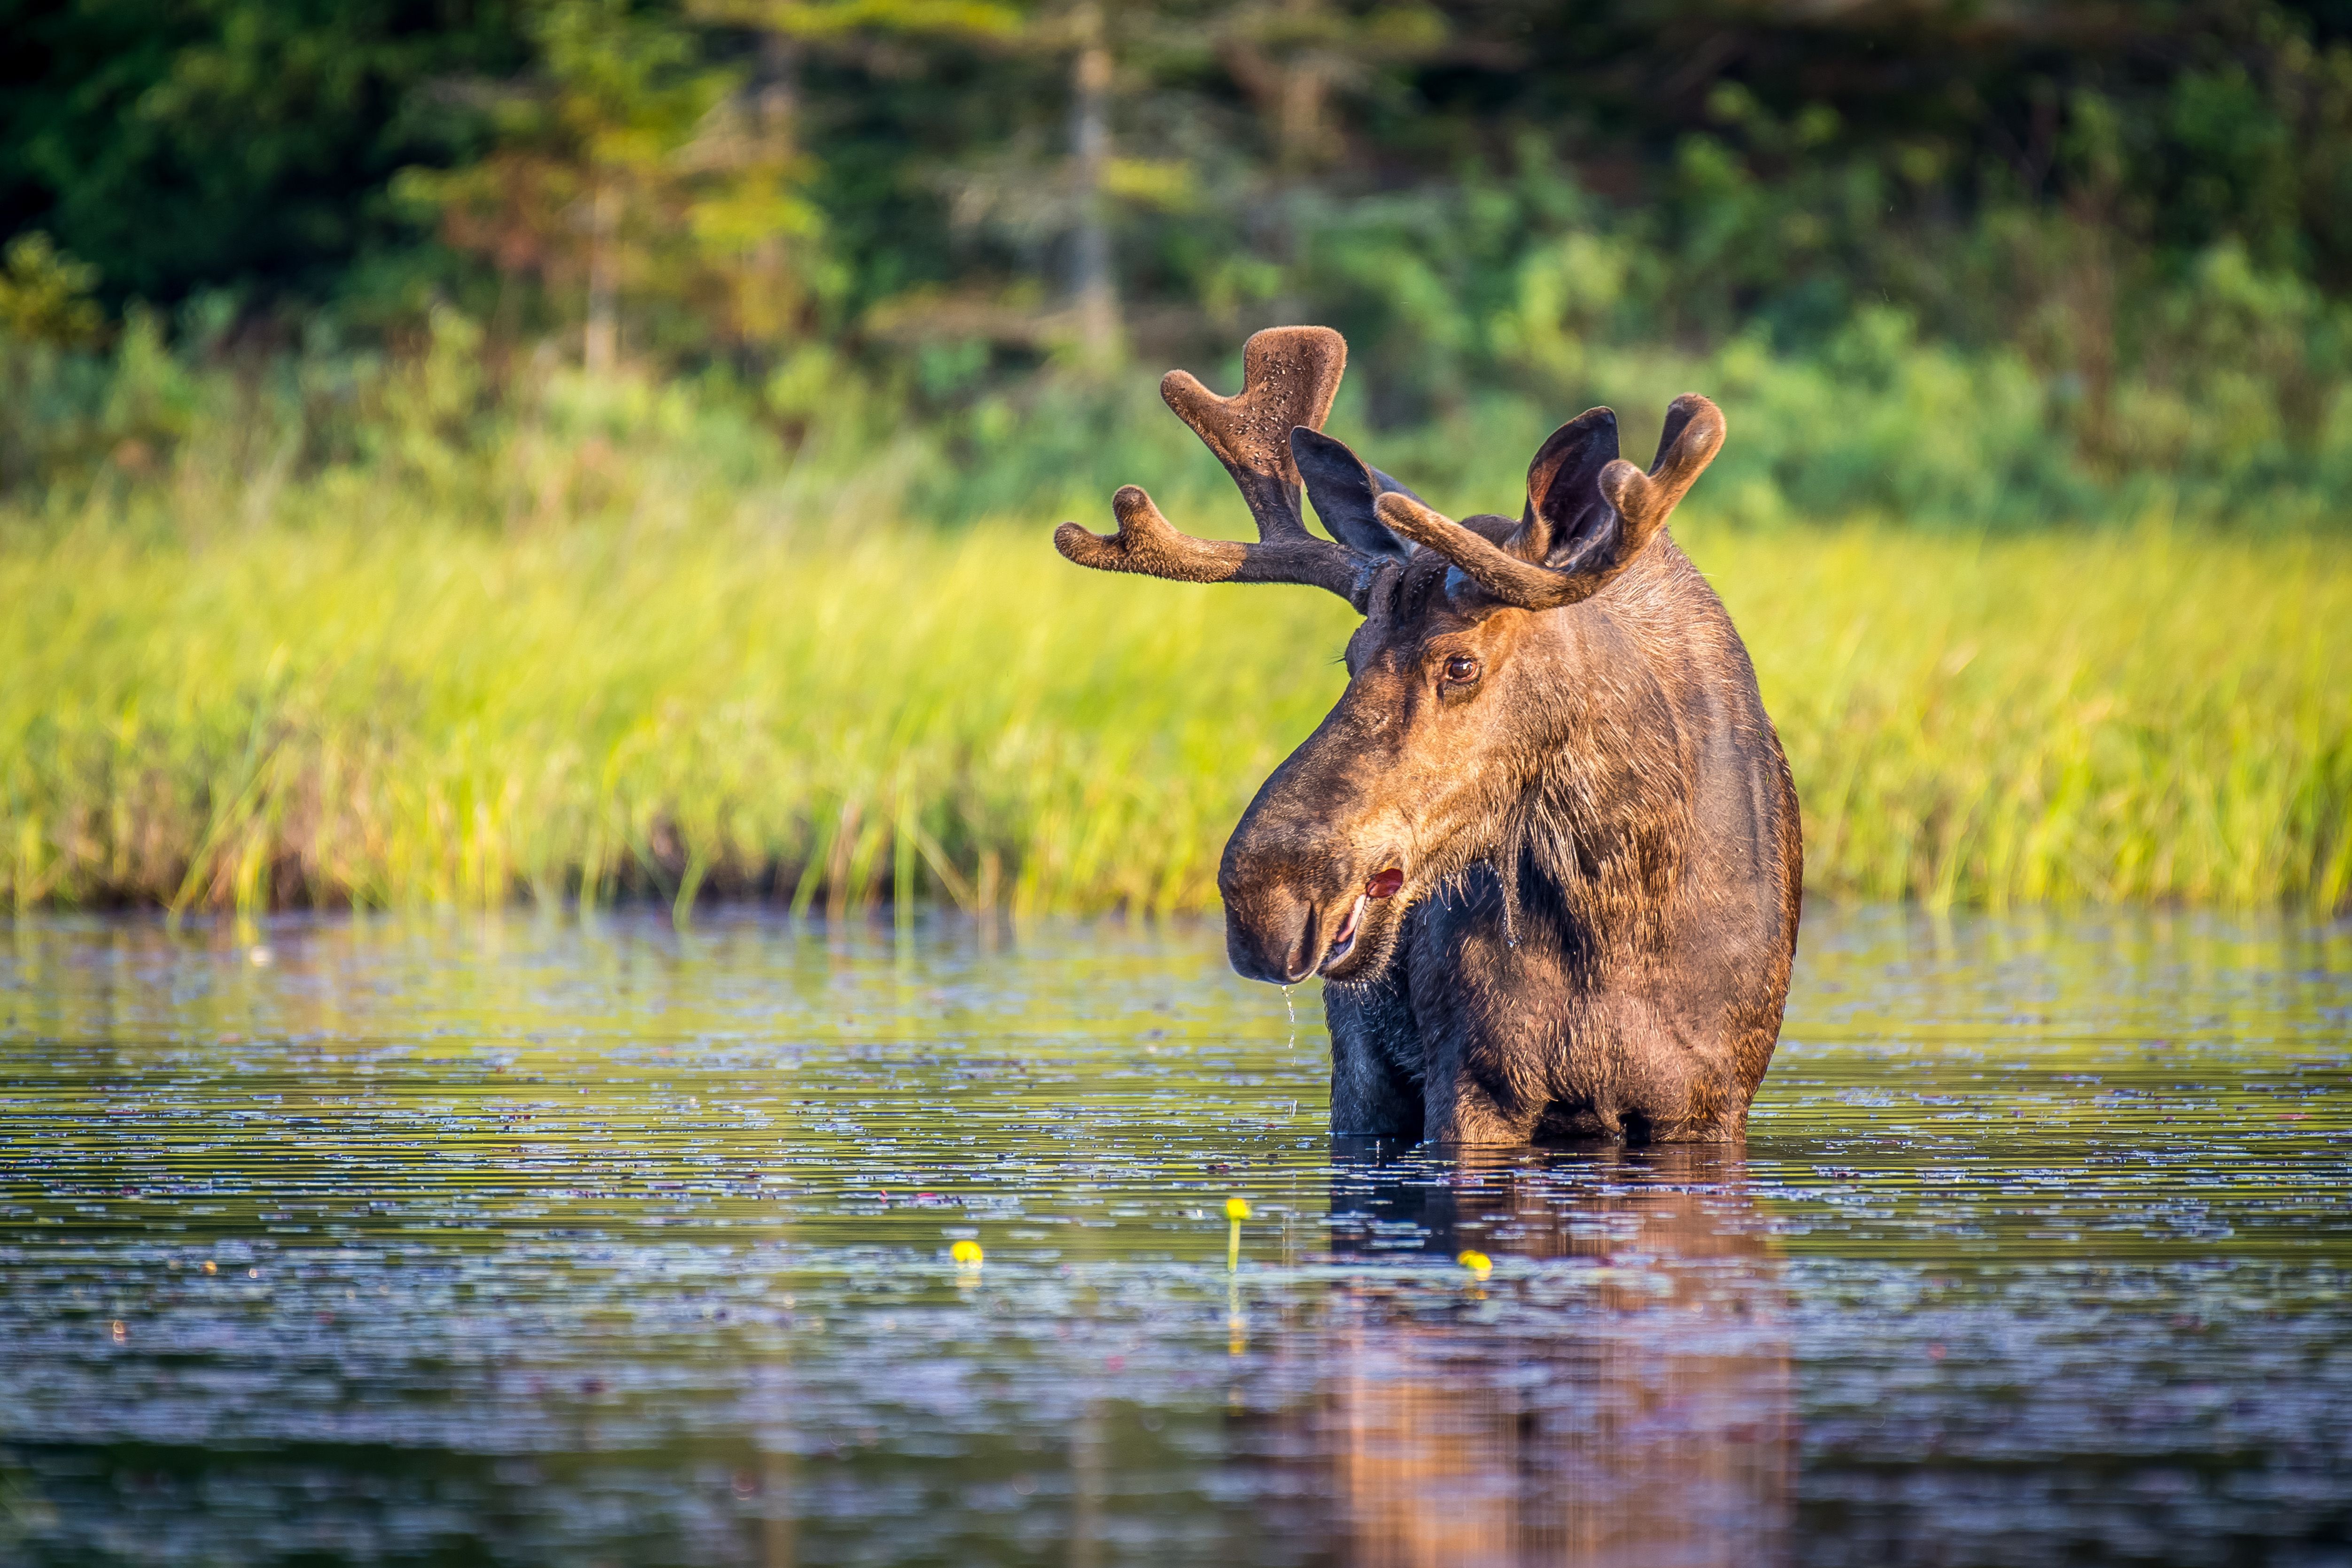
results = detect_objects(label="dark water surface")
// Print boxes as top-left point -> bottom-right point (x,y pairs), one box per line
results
1,908 -> 2348,1567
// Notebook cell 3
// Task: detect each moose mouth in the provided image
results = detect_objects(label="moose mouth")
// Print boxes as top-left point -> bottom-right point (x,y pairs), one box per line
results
1316,867 -> 1405,976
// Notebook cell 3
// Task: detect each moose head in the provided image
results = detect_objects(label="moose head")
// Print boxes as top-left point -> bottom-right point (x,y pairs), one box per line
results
1054,326 -> 1727,991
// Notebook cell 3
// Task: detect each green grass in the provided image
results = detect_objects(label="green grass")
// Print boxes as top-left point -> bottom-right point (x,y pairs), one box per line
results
4,496 -> 2349,918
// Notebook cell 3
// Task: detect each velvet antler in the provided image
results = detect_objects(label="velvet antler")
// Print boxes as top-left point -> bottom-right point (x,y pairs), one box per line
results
1370,395 -> 1726,612
1054,327 -> 1381,608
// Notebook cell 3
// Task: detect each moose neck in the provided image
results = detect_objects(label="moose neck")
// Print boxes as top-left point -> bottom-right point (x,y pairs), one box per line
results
1491,590 -> 1696,970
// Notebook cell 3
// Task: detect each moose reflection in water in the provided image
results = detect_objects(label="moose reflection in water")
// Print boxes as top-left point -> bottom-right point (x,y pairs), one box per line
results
1239,1145 -> 1792,1568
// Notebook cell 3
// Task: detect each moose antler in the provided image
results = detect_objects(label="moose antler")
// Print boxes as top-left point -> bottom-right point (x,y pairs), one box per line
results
1371,395 -> 1726,612
1054,326 -> 1379,607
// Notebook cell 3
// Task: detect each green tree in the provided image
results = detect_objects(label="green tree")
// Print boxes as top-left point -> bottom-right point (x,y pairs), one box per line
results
0,0 -> 529,303
396,0 -> 834,367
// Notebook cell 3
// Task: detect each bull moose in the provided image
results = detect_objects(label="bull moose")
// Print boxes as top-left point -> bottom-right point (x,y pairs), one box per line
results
1054,327 -> 1801,1145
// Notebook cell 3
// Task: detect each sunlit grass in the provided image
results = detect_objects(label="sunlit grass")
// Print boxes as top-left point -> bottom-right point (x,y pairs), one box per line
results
1707,524 -> 2352,912
4,505 -> 2346,916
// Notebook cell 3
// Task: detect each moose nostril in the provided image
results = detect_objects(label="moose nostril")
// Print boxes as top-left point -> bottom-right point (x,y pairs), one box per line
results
1366,868 -> 1403,899
1282,902 -> 1319,983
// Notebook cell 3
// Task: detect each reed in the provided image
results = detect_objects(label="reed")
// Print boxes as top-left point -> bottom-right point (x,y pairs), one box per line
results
5,501 -> 2347,917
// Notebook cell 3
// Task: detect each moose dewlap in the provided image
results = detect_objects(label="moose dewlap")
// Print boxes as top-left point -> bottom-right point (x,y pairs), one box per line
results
1053,327 -> 1802,1146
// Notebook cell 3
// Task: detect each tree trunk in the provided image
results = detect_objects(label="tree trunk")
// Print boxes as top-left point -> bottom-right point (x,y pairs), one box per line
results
584,181 -> 620,375
748,32 -> 801,348
1069,3 -> 1118,370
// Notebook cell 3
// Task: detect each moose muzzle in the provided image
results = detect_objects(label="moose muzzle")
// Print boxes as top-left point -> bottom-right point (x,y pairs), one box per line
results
1220,852 -> 1405,985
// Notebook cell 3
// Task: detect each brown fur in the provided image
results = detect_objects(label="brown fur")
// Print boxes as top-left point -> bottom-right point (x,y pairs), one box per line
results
1055,327 -> 1802,1145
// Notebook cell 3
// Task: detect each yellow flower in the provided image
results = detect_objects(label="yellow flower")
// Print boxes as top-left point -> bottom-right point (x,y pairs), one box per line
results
950,1240 -> 984,1266
1225,1197 -> 1252,1221
1456,1250 -> 1493,1277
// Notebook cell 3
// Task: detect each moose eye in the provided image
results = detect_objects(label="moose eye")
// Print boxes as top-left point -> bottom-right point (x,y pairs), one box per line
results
1442,655 -> 1481,684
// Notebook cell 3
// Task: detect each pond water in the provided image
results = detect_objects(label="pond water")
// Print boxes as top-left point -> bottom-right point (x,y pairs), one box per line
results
0,907 -> 2347,1567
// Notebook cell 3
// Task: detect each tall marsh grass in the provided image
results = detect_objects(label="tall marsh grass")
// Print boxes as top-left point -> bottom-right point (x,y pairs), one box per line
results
6,497 -> 2347,917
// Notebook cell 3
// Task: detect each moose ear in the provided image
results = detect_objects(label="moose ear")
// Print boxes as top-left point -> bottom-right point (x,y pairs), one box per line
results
1523,407 -> 1621,567
1291,427 -> 1414,563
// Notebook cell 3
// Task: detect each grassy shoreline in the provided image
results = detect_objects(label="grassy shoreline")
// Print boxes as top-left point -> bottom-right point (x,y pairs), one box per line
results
6,510 -> 2349,917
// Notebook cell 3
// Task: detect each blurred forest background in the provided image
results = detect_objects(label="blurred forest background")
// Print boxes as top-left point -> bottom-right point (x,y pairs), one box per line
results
3,0 -> 2350,916
13,0 -> 2352,518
